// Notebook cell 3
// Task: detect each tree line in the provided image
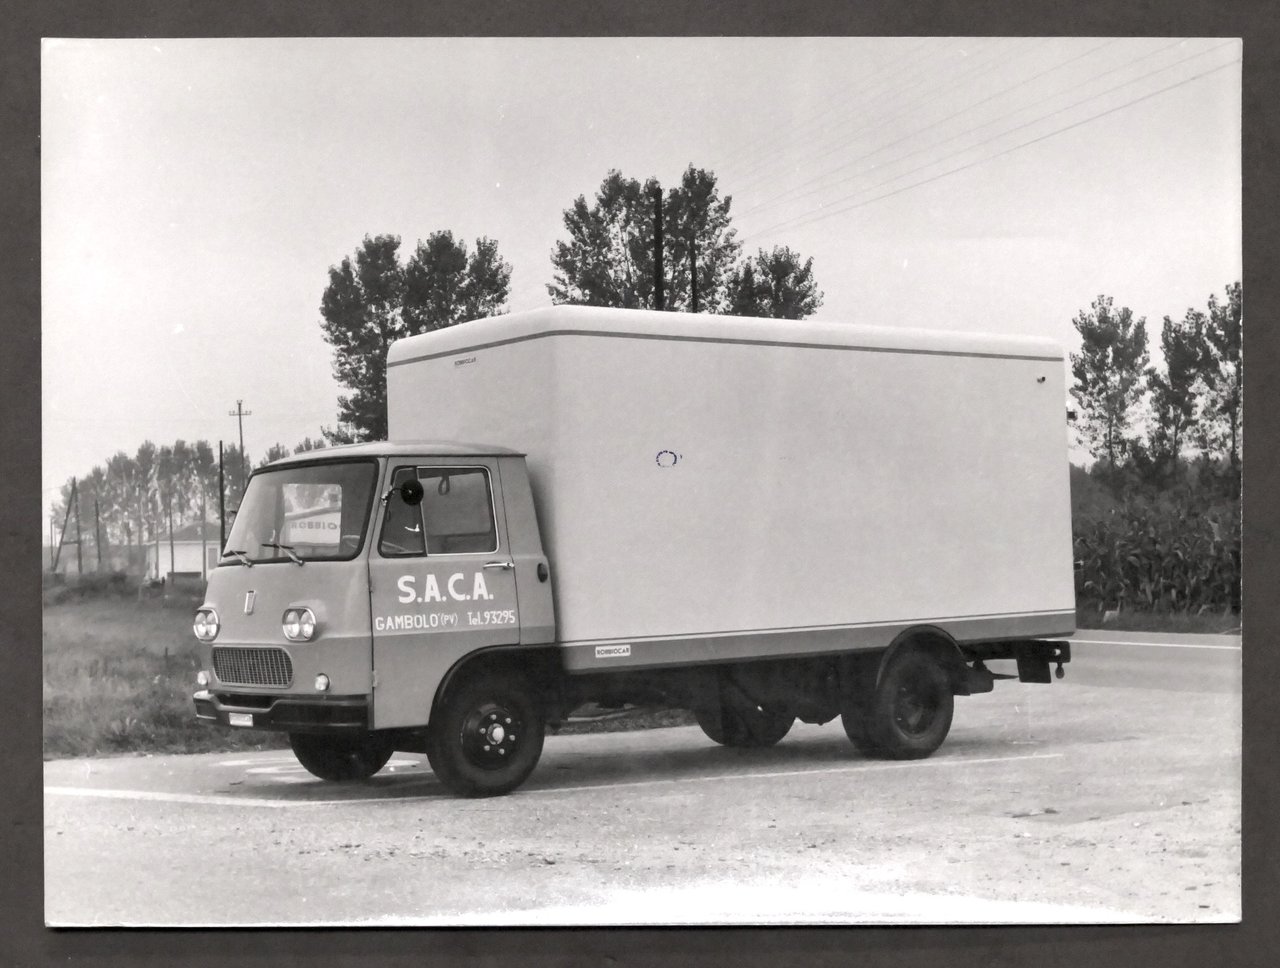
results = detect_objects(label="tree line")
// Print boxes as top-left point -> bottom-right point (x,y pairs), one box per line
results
319,165 -> 823,441
1069,282 -> 1241,616
47,436 -> 327,574
1070,282 -> 1241,488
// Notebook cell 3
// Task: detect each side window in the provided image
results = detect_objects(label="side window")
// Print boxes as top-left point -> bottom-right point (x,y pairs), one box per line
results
378,466 -> 427,557
420,468 -> 497,554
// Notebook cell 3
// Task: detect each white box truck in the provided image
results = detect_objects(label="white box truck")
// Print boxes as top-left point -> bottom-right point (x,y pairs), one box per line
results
193,305 -> 1074,797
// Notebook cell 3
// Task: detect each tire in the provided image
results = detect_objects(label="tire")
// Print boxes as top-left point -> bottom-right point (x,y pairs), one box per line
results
694,703 -> 795,748
847,650 -> 954,759
426,671 -> 546,797
289,731 -> 394,782
839,701 -> 880,754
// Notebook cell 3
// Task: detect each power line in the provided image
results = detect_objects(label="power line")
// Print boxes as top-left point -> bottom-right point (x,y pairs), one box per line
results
727,40 -> 1008,201
743,40 -> 1216,239
731,37 -> 1051,207
717,38 -> 945,188
736,38 -> 1128,223
742,47 -> 1238,244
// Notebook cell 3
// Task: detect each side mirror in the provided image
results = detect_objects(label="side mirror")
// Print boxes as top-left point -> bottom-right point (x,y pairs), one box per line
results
399,479 -> 425,506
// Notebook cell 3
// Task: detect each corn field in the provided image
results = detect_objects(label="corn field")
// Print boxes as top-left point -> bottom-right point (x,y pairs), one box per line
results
1073,497 -> 1240,614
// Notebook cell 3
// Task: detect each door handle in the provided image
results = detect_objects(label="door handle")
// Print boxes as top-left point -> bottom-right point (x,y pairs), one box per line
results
484,561 -> 515,571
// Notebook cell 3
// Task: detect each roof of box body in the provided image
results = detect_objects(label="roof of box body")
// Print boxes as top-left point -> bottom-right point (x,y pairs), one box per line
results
386,304 -> 1064,369
262,441 -> 523,469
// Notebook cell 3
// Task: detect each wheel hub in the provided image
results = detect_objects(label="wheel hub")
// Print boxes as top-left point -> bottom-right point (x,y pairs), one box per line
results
895,685 -> 937,736
461,703 -> 520,770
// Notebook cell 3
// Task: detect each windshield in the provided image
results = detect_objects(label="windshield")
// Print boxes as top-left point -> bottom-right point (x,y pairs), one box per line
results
221,460 -> 378,564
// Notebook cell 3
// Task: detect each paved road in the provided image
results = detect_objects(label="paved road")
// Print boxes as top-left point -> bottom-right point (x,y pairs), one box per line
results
44,630 -> 1240,926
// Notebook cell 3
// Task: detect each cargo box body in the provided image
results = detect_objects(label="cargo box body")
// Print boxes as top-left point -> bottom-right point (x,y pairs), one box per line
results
387,306 -> 1075,672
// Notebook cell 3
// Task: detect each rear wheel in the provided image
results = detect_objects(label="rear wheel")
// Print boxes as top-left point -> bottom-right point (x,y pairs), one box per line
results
839,701 -> 879,754
426,671 -> 546,797
695,704 -> 794,748
289,731 -> 394,782
842,649 -> 954,759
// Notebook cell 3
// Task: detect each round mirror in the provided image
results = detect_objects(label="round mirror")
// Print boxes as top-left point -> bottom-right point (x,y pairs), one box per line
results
399,478 -> 425,506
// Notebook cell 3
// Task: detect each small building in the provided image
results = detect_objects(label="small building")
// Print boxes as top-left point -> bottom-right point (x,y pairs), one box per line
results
145,521 -> 222,581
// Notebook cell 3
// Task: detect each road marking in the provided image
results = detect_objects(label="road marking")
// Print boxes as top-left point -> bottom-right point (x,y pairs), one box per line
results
1058,638 -> 1240,651
519,751 -> 1065,797
215,756 -> 298,768
44,787 -> 349,809
44,751 -> 1062,809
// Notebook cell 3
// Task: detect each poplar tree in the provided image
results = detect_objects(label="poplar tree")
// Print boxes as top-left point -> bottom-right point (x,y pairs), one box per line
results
1198,281 -> 1242,474
1145,309 -> 1206,478
1069,296 -> 1150,478
320,232 -> 511,442
726,246 -> 824,319
549,165 -> 823,319
548,166 -> 743,312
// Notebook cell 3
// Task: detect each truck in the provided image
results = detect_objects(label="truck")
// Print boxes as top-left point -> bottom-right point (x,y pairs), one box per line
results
193,305 -> 1075,797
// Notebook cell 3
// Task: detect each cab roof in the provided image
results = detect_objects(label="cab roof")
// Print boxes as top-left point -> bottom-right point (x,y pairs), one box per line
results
263,440 -> 523,469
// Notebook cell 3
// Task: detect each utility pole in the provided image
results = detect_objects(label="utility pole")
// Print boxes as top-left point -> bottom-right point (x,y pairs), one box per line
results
94,497 -> 103,571
167,494 -> 175,585
218,441 -> 226,548
73,479 -> 83,576
690,237 -> 699,314
52,509 -> 66,573
200,487 -> 208,581
653,184 -> 664,311
229,399 -> 251,495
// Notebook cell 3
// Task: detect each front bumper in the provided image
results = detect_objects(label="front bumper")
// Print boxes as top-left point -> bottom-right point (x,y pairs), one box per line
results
193,689 -> 370,732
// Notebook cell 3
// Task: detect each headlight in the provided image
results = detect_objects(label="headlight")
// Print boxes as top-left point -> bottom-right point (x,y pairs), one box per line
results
282,607 -> 318,642
193,608 -> 220,642
196,670 -> 210,687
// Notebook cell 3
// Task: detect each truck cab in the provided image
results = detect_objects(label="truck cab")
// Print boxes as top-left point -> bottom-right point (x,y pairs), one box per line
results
193,443 -> 558,795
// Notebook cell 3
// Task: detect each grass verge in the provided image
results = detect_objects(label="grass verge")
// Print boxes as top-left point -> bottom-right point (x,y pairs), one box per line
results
1075,604 -> 1240,635
43,597 -> 286,759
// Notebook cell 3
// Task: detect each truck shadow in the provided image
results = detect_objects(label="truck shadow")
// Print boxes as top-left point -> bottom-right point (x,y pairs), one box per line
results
525,732 -> 1039,794
230,729 -> 1040,804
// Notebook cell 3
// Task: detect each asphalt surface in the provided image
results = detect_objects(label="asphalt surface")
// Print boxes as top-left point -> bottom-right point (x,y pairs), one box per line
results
44,629 -> 1241,926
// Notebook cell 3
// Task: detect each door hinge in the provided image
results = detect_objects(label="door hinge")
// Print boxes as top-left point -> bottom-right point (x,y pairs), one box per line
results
371,670 -> 379,690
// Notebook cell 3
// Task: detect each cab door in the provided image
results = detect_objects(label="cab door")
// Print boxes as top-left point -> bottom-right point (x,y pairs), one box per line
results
368,459 -> 519,730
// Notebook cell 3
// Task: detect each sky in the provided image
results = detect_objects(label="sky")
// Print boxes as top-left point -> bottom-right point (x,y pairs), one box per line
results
41,37 -> 1241,529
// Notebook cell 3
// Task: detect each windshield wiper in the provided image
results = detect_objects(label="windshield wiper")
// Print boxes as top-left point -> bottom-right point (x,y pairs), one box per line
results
224,549 -> 253,567
262,542 -> 304,565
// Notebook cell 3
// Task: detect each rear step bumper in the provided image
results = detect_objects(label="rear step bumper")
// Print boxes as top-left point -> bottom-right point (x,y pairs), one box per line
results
960,639 -> 1072,692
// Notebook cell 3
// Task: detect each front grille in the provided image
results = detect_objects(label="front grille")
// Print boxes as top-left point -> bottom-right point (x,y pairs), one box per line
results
212,646 -> 293,688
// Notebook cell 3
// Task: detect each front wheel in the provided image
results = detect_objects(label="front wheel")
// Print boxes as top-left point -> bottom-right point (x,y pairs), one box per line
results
842,650 -> 954,759
426,671 -> 546,797
289,731 -> 394,782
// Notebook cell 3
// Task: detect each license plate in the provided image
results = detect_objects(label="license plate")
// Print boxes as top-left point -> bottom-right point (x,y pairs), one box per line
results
228,712 -> 254,728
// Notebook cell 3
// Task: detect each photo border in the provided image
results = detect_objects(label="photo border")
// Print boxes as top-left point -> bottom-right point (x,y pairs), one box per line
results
5,1 -> 1274,964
